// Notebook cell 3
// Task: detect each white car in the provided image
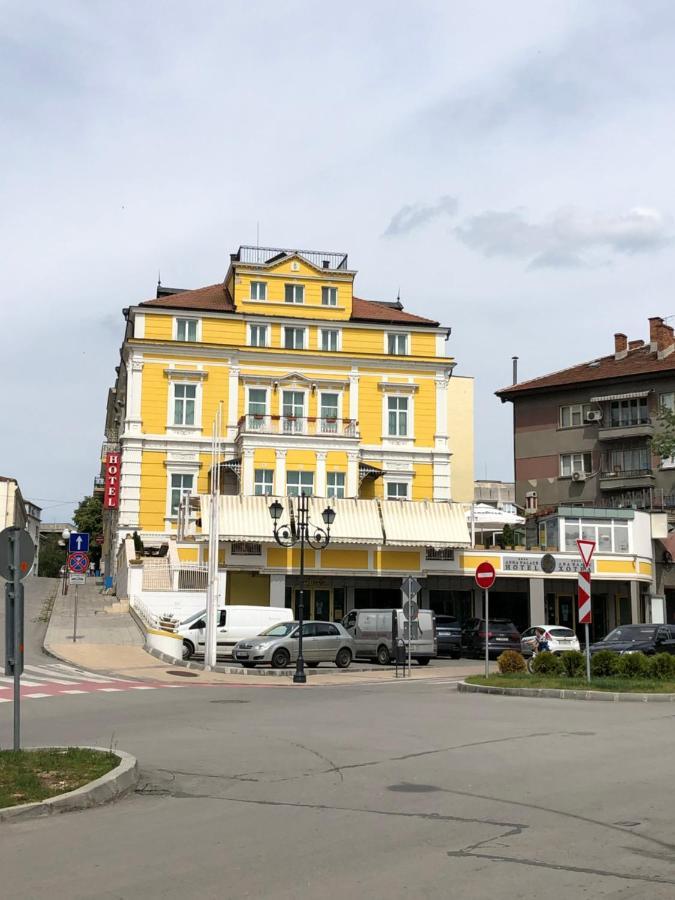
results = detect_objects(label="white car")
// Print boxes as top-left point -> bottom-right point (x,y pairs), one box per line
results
521,625 -> 580,656
177,605 -> 292,659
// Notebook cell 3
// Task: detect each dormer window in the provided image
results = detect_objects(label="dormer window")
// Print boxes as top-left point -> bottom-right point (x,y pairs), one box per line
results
285,284 -> 305,304
386,333 -> 409,355
250,281 -> 267,300
175,318 -> 199,342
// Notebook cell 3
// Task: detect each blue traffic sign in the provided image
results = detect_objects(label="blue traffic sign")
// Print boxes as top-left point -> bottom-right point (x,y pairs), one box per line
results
69,532 -> 89,553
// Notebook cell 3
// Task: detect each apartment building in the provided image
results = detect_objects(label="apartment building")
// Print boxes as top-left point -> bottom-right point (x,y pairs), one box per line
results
104,245 -> 474,615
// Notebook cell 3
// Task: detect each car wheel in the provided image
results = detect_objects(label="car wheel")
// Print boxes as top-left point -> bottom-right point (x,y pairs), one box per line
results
182,640 -> 194,660
376,645 -> 391,666
306,661 -> 319,668
335,647 -> 352,669
271,648 -> 291,669
417,657 -> 431,666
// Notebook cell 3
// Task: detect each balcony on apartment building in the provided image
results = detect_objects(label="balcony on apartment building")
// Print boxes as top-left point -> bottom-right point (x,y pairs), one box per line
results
599,444 -> 655,492
237,414 -> 359,439
593,393 -> 654,441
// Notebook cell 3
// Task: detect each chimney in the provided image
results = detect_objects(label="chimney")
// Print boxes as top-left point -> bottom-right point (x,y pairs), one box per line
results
649,316 -> 664,352
512,356 -> 519,384
658,322 -> 675,359
614,333 -> 628,360
628,339 -> 644,350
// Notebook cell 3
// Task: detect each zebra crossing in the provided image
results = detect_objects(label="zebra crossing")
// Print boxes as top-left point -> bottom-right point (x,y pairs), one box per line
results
0,662 -> 181,702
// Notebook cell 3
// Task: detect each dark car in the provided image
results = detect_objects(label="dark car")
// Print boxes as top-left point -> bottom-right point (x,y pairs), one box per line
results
461,618 -> 521,658
436,615 -> 462,658
590,624 -> 675,656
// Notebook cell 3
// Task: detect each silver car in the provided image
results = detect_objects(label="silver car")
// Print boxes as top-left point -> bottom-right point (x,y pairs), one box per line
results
232,621 -> 354,670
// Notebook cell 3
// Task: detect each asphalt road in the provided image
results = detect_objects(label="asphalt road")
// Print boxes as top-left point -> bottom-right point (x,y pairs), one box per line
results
0,576 -> 57,667
2,674 -> 675,898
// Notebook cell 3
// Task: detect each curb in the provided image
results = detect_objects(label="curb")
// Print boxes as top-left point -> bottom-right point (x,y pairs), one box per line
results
144,645 -> 370,677
0,747 -> 139,824
458,681 -> 675,702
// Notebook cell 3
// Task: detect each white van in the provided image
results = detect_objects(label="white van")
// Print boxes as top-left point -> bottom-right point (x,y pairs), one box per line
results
342,608 -> 437,665
177,606 -> 292,659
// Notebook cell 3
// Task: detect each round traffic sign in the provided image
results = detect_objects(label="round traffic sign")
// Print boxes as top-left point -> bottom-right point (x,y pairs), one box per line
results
0,527 -> 36,581
403,599 -> 419,621
68,551 -> 90,574
474,561 -> 496,591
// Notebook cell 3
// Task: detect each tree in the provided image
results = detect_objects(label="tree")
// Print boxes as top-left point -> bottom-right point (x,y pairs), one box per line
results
38,535 -> 67,578
652,405 -> 675,461
73,495 -> 103,566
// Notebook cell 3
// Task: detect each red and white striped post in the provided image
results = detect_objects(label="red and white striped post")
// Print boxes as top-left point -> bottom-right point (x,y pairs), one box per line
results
577,540 -> 596,683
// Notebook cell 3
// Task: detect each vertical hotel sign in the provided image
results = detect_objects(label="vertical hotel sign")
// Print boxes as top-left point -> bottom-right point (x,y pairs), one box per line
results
104,453 -> 120,509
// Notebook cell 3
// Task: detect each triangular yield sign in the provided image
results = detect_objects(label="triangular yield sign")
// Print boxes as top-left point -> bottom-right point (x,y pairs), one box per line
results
576,539 -> 596,568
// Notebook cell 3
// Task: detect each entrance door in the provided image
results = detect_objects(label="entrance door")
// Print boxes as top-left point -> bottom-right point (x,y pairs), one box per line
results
545,593 -> 574,629
314,590 -> 330,621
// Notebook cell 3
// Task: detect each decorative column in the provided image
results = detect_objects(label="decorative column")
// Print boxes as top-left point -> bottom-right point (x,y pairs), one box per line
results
315,451 -> 327,497
349,369 -> 360,424
227,364 -> 240,440
242,448 -> 255,495
347,451 -> 359,498
269,573 -> 286,607
275,449 -> 287,495
124,358 -> 144,436
433,370 -> 451,500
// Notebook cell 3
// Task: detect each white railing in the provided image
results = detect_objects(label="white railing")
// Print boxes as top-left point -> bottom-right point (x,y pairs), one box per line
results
239,414 -> 358,438
141,558 -> 208,592
132,596 -> 162,629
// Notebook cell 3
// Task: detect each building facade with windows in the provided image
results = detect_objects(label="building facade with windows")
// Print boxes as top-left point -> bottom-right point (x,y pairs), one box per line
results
104,245 -> 475,616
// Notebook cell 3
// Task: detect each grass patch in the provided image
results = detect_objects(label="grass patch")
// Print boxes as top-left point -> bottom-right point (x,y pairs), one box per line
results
466,674 -> 675,693
0,748 -> 118,809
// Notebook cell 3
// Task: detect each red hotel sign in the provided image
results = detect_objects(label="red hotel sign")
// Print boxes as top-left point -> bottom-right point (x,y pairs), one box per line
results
104,452 -> 120,509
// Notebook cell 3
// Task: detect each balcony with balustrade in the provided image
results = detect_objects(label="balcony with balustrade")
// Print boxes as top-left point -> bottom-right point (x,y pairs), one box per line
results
237,414 -> 359,440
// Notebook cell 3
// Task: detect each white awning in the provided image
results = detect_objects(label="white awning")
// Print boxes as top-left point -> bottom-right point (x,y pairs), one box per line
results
590,391 -> 651,402
200,495 -> 274,542
308,498 -> 382,544
466,502 -> 525,528
379,500 -> 471,548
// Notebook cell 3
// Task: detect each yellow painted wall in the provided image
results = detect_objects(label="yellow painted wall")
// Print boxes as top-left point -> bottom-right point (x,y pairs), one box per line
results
376,550 -> 421,572
639,561 -> 653,576
227,571 -> 270,605
141,362 -> 170,434
178,546 -> 198,562
139,451 -> 168,531
201,318 -> 246,346
596,559 -> 637,575
320,549 -> 369,569
144,314 -> 173,341
267,547 -> 316,569
448,375 -> 474,502
412,463 -> 434,500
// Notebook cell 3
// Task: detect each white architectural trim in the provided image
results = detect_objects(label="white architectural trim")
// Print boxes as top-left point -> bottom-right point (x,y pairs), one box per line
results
315,451 -> 327,497
227,365 -> 240,440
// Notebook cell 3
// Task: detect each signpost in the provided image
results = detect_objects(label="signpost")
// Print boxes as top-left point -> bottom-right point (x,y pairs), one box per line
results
401,576 -> 422,677
0,527 -> 36,750
577,540 -> 596,683
67,542 -> 89,643
475,561 -> 496,677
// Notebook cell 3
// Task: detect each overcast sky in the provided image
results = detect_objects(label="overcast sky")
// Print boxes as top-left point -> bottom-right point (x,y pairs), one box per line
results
3,1 -> 675,521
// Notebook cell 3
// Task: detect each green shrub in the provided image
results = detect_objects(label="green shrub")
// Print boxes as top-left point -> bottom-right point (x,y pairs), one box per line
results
560,650 -> 585,678
648,653 -> 675,681
616,652 -> 650,678
591,650 -> 620,678
531,651 -> 563,675
497,650 -> 527,674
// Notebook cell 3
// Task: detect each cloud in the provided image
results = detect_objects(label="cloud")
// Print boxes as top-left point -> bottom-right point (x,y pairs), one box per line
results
383,195 -> 458,237
454,206 -> 674,268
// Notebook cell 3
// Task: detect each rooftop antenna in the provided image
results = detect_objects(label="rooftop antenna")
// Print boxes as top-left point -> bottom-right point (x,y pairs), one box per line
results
157,270 -> 161,287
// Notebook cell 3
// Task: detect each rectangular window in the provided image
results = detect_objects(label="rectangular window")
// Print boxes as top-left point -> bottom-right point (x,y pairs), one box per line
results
173,384 -> 197,426
327,472 -> 345,499
387,396 -> 409,436
564,522 -> 580,551
321,286 -> 337,306
170,473 -> 193,515
320,328 -> 339,351
660,392 -> 675,411
559,404 -> 590,428
254,469 -> 273,496
386,482 -> 409,500
614,524 -> 629,553
320,392 -> 339,433
284,284 -> 304,304
176,318 -> 198,342
609,397 -> 649,427
286,471 -> 314,496
387,333 -> 408,355
250,281 -> 267,300
282,390 -> 305,433
247,389 -> 267,430
284,327 -> 305,349
559,452 -> 592,477
602,446 -> 651,474
249,324 -> 268,347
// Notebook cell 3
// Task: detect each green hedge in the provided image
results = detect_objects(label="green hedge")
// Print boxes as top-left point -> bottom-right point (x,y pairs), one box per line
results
497,650 -> 526,674
531,651 -> 563,675
560,650 -> 585,678
591,650 -> 620,678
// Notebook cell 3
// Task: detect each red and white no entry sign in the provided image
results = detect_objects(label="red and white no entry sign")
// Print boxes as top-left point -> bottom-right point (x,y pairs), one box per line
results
474,561 -> 496,590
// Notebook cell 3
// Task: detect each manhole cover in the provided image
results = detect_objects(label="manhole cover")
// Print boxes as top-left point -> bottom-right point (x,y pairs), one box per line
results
166,670 -> 199,677
387,783 -> 441,793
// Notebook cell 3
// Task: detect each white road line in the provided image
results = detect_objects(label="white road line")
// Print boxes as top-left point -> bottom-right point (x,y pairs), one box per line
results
24,693 -> 50,699
130,685 -> 156,690
49,664 -> 123,682
0,698 -> 11,703
0,677 -> 43,687
59,689 -> 88,695
97,688 -> 123,692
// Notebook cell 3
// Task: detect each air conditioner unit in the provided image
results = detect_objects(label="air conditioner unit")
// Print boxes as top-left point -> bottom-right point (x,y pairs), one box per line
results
585,409 -> 603,422
572,471 -> 587,482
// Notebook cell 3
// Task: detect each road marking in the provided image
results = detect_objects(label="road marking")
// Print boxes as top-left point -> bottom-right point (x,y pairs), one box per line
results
24,693 -> 50,699
59,689 -> 88,695
97,688 -> 123,692
130,685 -> 156,690
0,677 -> 42,687
0,698 -> 11,703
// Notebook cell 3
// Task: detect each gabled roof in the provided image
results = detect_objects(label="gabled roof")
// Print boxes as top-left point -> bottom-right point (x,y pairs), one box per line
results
140,283 -> 234,312
497,343 -> 675,400
351,297 -> 439,327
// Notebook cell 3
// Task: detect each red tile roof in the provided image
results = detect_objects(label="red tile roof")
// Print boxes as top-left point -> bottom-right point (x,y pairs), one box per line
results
139,283 -> 439,326
497,343 -> 675,399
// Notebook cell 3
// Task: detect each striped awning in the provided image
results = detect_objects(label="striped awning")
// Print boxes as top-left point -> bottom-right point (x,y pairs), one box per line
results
379,500 -> 471,548
590,391 -> 651,402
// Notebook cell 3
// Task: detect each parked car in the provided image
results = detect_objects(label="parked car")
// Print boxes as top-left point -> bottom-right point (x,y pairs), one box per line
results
589,624 -> 675,656
177,605 -> 291,659
461,618 -> 521,658
521,625 -> 580,656
436,615 -> 462,659
342,608 -> 437,665
232,621 -> 354,669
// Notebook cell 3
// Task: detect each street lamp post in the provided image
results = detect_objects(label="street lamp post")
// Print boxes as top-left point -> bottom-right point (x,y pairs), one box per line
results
269,493 -> 335,684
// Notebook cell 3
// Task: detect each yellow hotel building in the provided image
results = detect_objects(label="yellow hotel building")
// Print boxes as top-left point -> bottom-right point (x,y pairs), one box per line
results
105,245 -> 474,617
